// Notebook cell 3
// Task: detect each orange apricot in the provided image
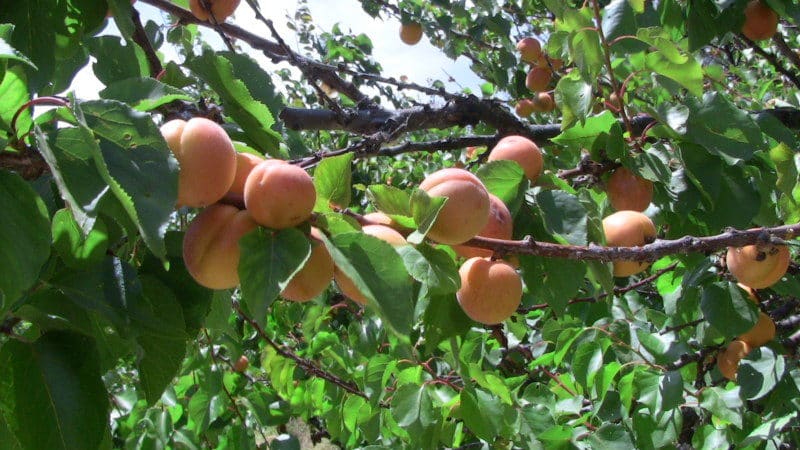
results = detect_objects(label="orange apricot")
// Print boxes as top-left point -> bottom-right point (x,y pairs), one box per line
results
281,228 -> 334,302
531,92 -> 555,113
244,161 -> 316,229
189,0 -> 241,22
419,168 -> 490,245
742,0 -> 778,41
516,37 -> 542,64
515,99 -> 535,117
738,311 -> 776,347
606,167 -> 654,212
456,257 -> 522,325
227,152 -> 265,198
400,22 -> 423,45
602,210 -> 657,277
727,243 -> 790,289
525,67 -> 552,92
182,204 -> 258,289
717,340 -> 751,381
452,194 -> 513,259
487,135 -> 544,183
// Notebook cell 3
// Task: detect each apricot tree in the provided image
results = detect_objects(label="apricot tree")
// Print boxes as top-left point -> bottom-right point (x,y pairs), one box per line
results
1,0 -> 800,448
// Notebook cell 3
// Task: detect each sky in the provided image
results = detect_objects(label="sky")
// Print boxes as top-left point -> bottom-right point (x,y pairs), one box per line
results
70,0 -> 484,101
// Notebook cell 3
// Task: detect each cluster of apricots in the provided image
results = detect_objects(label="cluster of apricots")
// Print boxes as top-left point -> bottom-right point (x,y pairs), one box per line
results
514,37 -> 560,116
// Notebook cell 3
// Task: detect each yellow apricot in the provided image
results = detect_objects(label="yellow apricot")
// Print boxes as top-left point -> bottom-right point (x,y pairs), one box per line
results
738,311 -> 776,348
606,167 -> 654,212
400,22 -> 423,45
727,244 -> 790,289
281,228 -> 334,302
487,135 -> 544,183
419,168 -> 490,245
227,152 -> 265,198
717,340 -> 751,381
602,210 -> 657,277
453,194 -> 513,259
244,161 -> 316,229
456,257 -> 522,325
189,0 -> 241,22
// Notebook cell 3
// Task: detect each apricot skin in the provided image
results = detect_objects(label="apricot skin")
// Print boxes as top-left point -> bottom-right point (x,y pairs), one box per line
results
738,311 -> 775,347
281,228 -> 334,302
457,257 -> 522,325
487,135 -> 544,183
742,0 -> 778,41
606,167 -> 654,212
717,340 -> 751,381
189,0 -> 241,22
515,99 -> 535,117
453,194 -> 513,259
182,204 -> 258,290
531,92 -> 555,113
227,153 -> 265,198
516,38 -> 542,64
400,23 -> 423,45
335,225 -> 407,305
525,67 -> 552,92
419,168 -> 490,245
602,211 -> 657,277
726,244 -> 790,289
244,161 -> 316,229
161,118 -> 237,208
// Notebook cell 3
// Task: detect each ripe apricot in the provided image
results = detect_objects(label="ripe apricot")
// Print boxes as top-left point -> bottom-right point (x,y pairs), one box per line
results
525,67 -> 552,92
419,168 -> 490,245
487,135 -> 544,183
741,0 -> 778,41
726,243 -> 790,289
515,99 -> 535,117
456,257 -> 522,325
182,204 -> 258,290
189,0 -> 241,22
244,161 -> 316,229
281,228 -> 334,302
602,210 -> 657,277
335,224 -> 407,305
161,117 -> 237,208
233,355 -> 249,373
606,167 -> 654,212
516,37 -> 542,64
717,340 -> 751,381
531,92 -> 555,113
400,22 -> 423,45
737,283 -> 759,303
453,194 -> 513,259
537,56 -> 564,71
227,152 -> 265,198
738,311 -> 775,347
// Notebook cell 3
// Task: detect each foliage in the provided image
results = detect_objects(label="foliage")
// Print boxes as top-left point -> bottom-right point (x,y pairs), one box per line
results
1,0 -> 800,448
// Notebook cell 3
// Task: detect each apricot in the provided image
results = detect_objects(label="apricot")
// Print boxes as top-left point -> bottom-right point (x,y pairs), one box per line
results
717,340 -> 751,381
602,210 -> 657,277
537,56 -> 564,71
335,224 -> 407,305
419,168 -> 490,245
281,228 -> 334,302
738,311 -> 775,347
531,92 -> 555,113
189,0 -> 241,22
233,355 -> 249,373
741,0 -> 778,41
453,194 -> 513,259
515,99 -> 535,117
244,160 -> 316,229
606,167 -> 654,212
516,37 -> 542,64
456,257 -> 522,325
525,67 -> 552,92
227,152 -> 265,198
161,117 -> 237,208
182,204 -> 258,290
487,135 -> 544,183
399,22 -> 423,45
726,243 -> 790,289
737,283 -> 759,303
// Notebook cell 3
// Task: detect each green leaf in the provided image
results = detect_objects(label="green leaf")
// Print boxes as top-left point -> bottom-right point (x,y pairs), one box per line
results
475,160 -> 526,212
520,256 -> 585,316
0,29 -> 35,69
408,189 -> 447,245
313,153 -> 353,212
186,50 -> 281,156
739,414 -> 794,447
391,384 -> 433,427
86,36 -> 147,86
587,424 -> 635,450
460,388 -> 504,442
700,282 -> 759,339
551,111 -> 617,148
570,29 -> 604,83
422,292 -> 472,346
554,71 -> 593,129
0,66 -> 31,134
397,244 -> 460,294
79,99 -> 180,259
136,276 -> 188,405
367,185 -> 412,216
0,170 -> 50,306
238,228 -> 311,326
637,28 -> 703,97
0,331 -> 109,450
535,190 -> 588,245
572,341 -> 603,392
52,209 -> 108,269
100,77 -> 193,111
323,232 -> 414,337
699,386 -> 743,428
739,347 -> 786,400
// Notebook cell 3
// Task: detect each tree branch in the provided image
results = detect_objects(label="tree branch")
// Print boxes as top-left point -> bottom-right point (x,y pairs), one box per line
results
130,7 -> 163,78
739,35 -> 800,90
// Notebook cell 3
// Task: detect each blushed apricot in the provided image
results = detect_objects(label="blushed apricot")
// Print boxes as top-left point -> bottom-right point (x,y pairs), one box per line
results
742,0 -> 778,41
516,37 -> 542,64
515,99 -> 535,117
400,22 -> 423,45
161,117 -> 237,208
227,152 -> 265,198
457,257 -> 522,325
419,168 -> 490,245
453,194 -> 513,259
189,0 -> 241,22
244,161 -> 316,229
606,167 -> 654,212
335,224 -> 407,305
727,243 -> 790,289
182,204 -> 258,290
531,92 -> 555,113
525,67 -> 552,92
717,340 -> 751,381
602,210 -> 657,277
487,135 -> 544,183
282,228 -> 334,302
738,311 -> 775,347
